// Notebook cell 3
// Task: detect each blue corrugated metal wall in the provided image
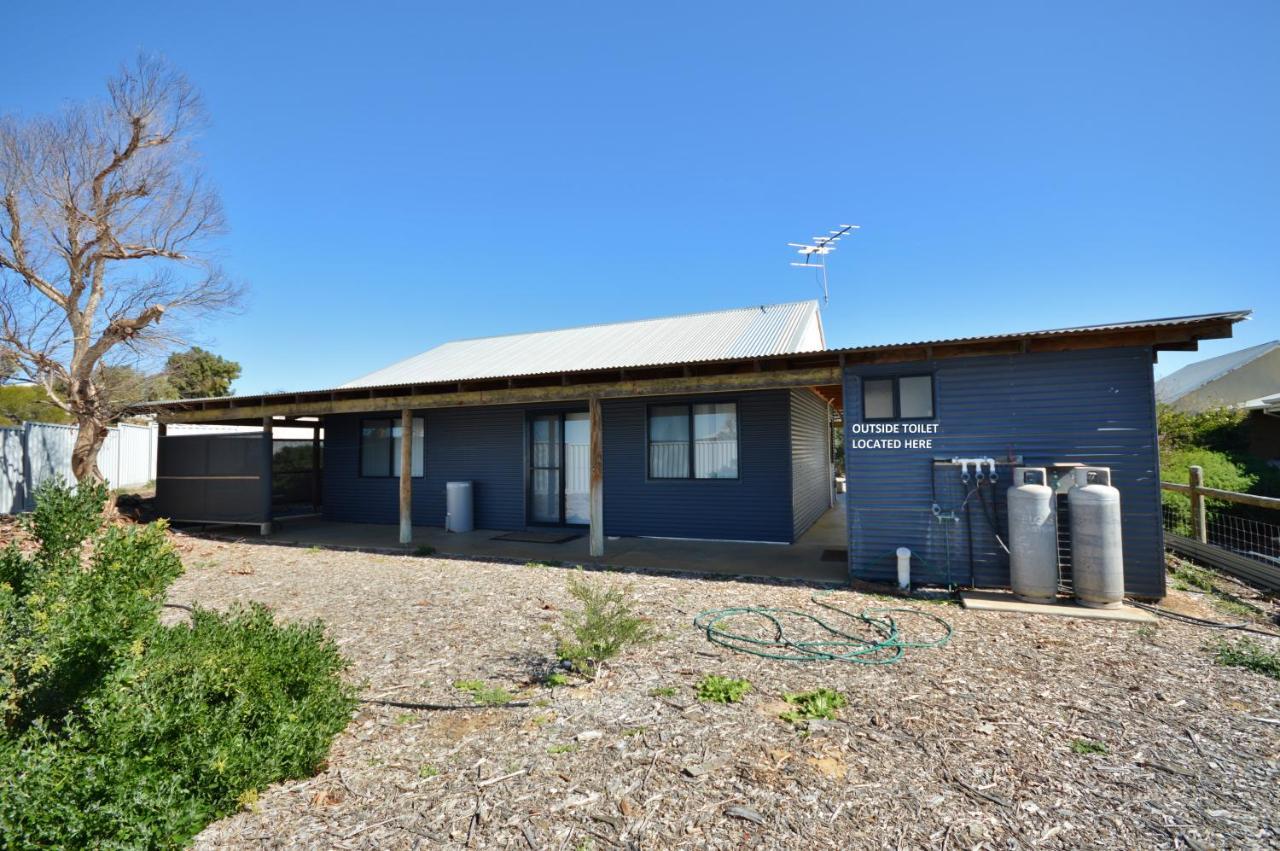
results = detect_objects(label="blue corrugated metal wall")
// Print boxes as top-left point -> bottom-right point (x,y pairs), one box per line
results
843,347 -> 1165,598
601,391 -> 794,542
323,389 -> 797,542
323,407 -> 525,530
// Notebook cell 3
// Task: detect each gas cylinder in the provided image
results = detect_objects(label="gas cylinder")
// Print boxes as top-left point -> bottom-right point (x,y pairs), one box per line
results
1007,467 -> 1058,601
1068,467 -> 1124,608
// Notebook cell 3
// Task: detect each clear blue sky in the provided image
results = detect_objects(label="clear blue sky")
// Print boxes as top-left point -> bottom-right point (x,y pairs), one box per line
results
4,2 -> 1278,394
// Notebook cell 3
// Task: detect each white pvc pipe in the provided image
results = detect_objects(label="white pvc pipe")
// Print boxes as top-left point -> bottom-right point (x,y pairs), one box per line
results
896,547 -> 911,590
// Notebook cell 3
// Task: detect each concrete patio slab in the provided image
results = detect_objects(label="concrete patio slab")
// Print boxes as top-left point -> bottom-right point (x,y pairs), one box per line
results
960,590 -> 1156,623
186,499 -> 850,585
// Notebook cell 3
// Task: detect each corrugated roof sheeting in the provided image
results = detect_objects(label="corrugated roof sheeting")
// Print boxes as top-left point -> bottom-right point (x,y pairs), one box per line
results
341,300 -> 825,388
141,309 -> 1249,409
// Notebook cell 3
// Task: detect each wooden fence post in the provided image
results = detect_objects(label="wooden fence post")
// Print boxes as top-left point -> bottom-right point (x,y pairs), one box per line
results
1189,464 -> 1206,544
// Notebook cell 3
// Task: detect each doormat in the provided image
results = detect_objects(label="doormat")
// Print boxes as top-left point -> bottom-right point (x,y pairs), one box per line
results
820,548 -> 848,562
492,531 -> 582,544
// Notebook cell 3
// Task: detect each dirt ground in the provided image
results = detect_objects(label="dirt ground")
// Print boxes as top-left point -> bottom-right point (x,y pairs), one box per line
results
164,536 -> 1280,850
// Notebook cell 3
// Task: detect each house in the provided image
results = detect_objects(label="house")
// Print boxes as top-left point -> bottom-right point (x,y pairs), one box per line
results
1155,339 -> 1280,462
142,304 -> 1249,600
1155,339 -> 1280,412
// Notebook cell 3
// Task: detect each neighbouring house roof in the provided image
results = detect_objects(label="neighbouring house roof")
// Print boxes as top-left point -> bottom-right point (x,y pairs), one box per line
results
1155,339 -> 1280,406
341,300 -> 826,388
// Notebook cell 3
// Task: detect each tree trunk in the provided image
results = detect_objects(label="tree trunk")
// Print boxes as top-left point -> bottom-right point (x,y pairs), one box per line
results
71,414 -> 108,484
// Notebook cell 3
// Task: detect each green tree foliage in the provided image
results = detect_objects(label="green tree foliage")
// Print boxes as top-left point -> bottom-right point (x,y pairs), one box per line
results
0,385 -> 73,426
165,347 -> 241,399
0,481 -> 354,846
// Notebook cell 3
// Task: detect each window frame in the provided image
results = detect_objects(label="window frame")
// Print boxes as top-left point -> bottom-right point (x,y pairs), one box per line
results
861,374 -> 935,422
358,416 -> 425,478
645,400 -> 741,481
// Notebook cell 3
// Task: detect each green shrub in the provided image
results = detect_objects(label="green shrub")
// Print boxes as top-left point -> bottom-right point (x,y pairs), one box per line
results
1159,446 -> 1256,516
1157,404 -> 1249,455
0,480 -> 181,730
780,688 -> 847,724
556,572 -> 657,676
0,481 -> 355,847
1211,637 -> 1280,679
695,674 -> 751,704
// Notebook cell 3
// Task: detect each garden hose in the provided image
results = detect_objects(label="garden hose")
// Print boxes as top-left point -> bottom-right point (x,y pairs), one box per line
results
693,591 -> 952,664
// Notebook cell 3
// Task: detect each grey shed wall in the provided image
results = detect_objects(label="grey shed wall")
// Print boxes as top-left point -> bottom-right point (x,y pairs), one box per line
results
790,389 -> 832,539
843,347 -> 1165,598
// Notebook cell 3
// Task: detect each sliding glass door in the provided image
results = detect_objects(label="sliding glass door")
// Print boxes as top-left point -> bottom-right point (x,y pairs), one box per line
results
529,414 -> 562,524
528,411 -> 589,526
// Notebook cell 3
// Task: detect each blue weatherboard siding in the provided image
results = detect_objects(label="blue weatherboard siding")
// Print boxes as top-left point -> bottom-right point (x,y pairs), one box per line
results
322,389 -> 799,542
601,391 -> 794,542
323,407 -> 525,530
790,389 -> 832,539
844,347 -> 1165,598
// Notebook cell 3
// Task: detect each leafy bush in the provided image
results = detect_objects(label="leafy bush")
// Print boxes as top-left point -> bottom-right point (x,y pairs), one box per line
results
780,687 -> 847,724
1,480 -> 180,730
1157,404 -> 1249,455
556,572 -> 657,676
695,674 -> 751,704
1159,446 -> 1257,515
0,481 -> 354,847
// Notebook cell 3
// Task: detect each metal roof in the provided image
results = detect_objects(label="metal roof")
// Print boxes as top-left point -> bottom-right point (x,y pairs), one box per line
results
1154,338 -> 1279,404
141,308 -> 1250,413
340,300 -> 825,388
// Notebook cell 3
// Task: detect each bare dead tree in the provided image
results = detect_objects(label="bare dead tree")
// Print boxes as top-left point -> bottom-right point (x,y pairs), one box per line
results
0,57 -> 240,482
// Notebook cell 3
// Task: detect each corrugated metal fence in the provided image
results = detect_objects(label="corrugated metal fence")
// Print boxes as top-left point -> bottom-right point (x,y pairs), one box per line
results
0,421 -> 159,514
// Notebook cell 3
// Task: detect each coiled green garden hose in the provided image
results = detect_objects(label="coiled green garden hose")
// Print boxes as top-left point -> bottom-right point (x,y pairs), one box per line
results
693,591 -> 952,664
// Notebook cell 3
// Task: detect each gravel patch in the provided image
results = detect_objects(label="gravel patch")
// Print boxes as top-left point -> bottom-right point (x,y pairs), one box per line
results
167,537 -> 1280,850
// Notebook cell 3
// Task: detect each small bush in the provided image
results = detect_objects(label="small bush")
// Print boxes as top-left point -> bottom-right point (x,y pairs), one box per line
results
780,688 -> 847,724
1211,637 -> 1280,679
695,675 -> 751,704
547,743 -> 577,755
1160,446 -> 1257,516
1069,738 -> 1108,755
556,572 -> 657,676
453,679 -> 514,706
543,671 -> 570,687
649,686 -> 677,698
0,481 -> 354,847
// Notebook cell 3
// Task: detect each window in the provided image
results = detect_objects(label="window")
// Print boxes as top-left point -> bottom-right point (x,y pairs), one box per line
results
647,402 -> 739,479
862,375 -> 934,420
360,417 -> 424,477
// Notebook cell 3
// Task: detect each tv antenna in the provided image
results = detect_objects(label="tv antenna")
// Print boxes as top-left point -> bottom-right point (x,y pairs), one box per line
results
789,223 -> 859,306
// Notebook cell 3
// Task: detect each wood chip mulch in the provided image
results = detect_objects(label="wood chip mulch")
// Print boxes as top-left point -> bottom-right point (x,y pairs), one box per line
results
161,537 -> 1280,850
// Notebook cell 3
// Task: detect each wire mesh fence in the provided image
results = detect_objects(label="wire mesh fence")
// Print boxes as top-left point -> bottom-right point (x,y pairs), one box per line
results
1162,497 -> 1280,568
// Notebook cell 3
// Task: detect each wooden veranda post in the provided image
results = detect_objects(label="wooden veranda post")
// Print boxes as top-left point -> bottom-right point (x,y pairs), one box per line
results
400,409 -> 413,545
589,396 -> 604,557
1189,464 -> 1207,543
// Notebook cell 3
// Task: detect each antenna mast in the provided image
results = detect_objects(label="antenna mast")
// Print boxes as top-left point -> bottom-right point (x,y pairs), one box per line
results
788,223 -> 859,306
